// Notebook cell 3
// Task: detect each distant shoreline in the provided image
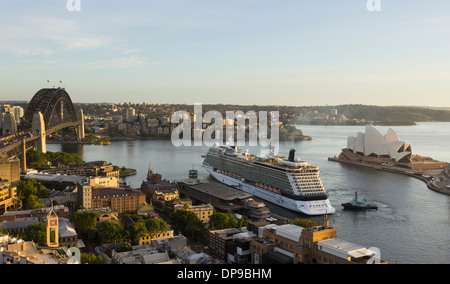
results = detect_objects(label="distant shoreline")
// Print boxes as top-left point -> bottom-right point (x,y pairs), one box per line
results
297,121 -> 417,126
48,135 -> 313,144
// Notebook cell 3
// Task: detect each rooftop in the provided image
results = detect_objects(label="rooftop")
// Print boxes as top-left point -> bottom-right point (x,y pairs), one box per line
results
182,180 -> 252,201
0,217 -> 40,230
318,238 -> 377,260
141,179 -> 178,191
211,227 -> 249,240
274,224 -> 304,242
92,187 -> 144,198
58,217 -> 77,238
24,173 -> 85,183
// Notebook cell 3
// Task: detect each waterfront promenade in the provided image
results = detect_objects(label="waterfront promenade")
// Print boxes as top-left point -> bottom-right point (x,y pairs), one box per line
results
328,156 -> 450,196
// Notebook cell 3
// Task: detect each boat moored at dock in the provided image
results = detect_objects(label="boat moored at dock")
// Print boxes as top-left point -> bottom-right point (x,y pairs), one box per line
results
202,145 -> 335,216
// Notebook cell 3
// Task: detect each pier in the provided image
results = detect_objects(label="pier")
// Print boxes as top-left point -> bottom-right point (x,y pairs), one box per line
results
328,155 -> 450,196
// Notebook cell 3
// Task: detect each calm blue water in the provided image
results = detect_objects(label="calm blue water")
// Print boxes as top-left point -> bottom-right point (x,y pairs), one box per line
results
48,122 -> 450,264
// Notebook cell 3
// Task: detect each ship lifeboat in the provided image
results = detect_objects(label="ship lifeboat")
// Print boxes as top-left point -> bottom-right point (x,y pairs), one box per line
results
269,187 -> 278,193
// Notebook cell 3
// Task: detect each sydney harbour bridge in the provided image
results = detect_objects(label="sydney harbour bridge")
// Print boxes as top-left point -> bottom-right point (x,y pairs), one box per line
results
0,88 -> 84,171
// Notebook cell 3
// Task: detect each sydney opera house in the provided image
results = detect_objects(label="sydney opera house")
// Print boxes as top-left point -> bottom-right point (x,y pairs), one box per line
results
346,125 -> 412,163
337,125 -> 447,170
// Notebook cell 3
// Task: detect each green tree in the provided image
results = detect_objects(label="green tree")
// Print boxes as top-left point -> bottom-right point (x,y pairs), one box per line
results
23,195 -> 46,210
26,151 -> 49,169
17,179 -> 39,199
46,151 -> 83,166
128,222 -> 147,244
71,211 -> 100,234
24,222 -> 47,246
208,212 -> 230,230
170,210 -> 199,232
185,220 -> 208,244
26,150 -> 83,169
209,211 -> 250,230
119,242 -> 133,252
80,253 -> 105,264
170,210 -> 207,243
17,179 -> 48,209
293,218 -> 317,228
145,218 -> 168,237
98,222 -> 128,243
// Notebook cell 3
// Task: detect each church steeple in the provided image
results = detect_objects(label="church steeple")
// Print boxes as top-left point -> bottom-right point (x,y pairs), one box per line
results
146,162 -> 162,184
147,163 -> 153,176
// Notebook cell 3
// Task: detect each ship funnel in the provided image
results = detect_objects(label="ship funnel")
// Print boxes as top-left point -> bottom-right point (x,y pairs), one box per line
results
188,169 -> 200,184
189,170 -> 198,179
288,149 -> 296,162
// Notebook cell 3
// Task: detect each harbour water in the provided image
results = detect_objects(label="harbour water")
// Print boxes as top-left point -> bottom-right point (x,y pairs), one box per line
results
48,122 -> 450,264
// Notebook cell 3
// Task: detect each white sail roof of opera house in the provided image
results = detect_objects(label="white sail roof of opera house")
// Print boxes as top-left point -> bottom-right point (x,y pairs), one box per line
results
347,125 -> 412,162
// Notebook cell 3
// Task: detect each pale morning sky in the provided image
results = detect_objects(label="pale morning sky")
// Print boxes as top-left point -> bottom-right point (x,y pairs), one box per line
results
1,0 -> 450,106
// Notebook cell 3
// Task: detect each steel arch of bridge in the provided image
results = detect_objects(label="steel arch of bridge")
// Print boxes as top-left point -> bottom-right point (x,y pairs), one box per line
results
20,88 -> 79,131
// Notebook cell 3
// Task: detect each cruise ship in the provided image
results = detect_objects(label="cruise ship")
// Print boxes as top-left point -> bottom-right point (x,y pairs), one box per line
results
202,145 -> 335,215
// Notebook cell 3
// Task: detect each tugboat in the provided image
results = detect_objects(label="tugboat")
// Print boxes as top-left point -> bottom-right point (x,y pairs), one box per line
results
342,192 -> 378,211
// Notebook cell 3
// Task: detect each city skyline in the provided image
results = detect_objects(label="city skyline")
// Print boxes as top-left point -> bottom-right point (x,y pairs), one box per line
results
1,1 -> 450,107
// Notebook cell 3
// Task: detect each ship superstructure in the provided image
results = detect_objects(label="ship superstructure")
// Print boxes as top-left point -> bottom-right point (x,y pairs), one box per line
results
202,145 -> 335,215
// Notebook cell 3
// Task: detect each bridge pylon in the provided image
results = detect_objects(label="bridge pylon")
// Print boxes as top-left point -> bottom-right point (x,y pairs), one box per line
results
76,108 -> 85,141
2,112 -> 17,137
32,112 -> 46,153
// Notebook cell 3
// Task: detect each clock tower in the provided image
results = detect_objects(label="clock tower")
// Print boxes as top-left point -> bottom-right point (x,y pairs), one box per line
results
46,203 -> 59,248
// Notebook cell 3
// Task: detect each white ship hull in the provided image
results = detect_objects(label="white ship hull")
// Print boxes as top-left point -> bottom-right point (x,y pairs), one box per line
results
204,164 -> 335,216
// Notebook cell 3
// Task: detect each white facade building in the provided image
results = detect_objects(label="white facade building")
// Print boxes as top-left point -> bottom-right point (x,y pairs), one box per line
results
347,125 -> 412,162
126,107 -> 136,122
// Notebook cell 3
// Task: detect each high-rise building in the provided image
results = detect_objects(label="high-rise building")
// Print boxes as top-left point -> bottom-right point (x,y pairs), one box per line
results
77,182 -> 92,209
0,156 -> 21,213
0,182 -> 17,213
0,157 -> 20,187
126,107 -> 136,122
